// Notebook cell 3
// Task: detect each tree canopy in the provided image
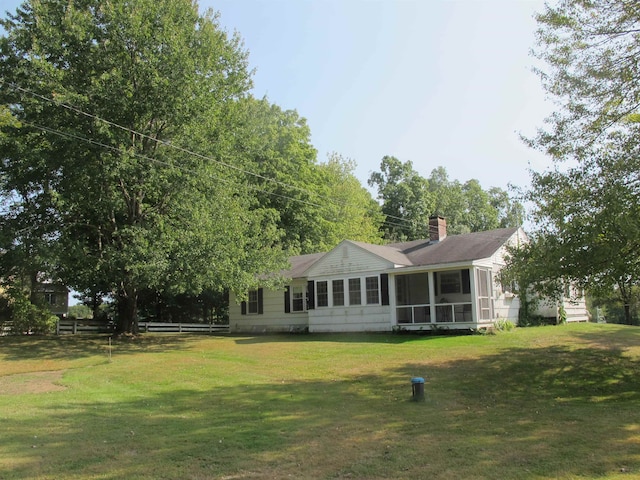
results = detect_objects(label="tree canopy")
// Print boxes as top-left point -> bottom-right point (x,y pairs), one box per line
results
506,0 -> 640,324
530,0 -> 640,160
0,0 -> 387,332
0,0 -> 290,333
368,157 -> 523,241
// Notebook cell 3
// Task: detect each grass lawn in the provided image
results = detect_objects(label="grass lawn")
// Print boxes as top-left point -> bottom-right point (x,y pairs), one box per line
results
1,323 -> 639,479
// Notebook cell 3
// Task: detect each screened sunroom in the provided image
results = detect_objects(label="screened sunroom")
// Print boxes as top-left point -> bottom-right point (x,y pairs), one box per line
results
393,267 -> 494,328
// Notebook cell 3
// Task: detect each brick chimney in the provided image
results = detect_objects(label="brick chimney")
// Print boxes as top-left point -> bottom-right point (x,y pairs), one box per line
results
429,215 -> 447,242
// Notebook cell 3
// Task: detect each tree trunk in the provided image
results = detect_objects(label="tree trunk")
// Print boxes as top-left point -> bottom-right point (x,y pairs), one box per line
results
624,303 -> 632,325
116,287 -> 139,334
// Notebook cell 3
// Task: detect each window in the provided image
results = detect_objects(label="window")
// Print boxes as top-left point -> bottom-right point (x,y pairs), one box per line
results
292,285 -> 305,312
242,289 -> 263,315
332,280 -> 344,306
366,276 -> 379,304
248,289 -> 259,314
439,271 -> 461,294
349,278 -> 361,305
501,278 -> 518,295
44,293 -> 57,306
317,281 -> 328,307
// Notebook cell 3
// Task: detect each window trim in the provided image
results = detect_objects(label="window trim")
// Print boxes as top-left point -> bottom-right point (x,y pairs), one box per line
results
365,276 -> 380,305
316,280 -> 329,308
291,284 -> 306,312
348,278 -> 362,306
242,288 -> 263,315
332,279 -> 345,307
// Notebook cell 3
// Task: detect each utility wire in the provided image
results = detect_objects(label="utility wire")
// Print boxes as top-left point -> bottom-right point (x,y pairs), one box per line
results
5,80 -> 426,231
4,81 -> 502,236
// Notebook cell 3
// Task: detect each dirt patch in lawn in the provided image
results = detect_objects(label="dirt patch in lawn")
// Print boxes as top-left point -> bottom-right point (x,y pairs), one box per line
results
0,370 -> 67,394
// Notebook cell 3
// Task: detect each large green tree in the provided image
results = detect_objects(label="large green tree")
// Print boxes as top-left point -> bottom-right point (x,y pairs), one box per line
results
368,156 -> 434,241
314,153 -> 383,249
0,0 -> 288,333
510,0 -> 640,324
510,133 -> 640,324
229,97 -> 382,254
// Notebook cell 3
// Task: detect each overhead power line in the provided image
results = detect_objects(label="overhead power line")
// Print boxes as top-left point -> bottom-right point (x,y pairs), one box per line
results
3,80 -> 462,235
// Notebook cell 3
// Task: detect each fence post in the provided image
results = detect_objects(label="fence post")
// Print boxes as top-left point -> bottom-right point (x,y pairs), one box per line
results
73,321 -> 77,334
56,320 -> 60,335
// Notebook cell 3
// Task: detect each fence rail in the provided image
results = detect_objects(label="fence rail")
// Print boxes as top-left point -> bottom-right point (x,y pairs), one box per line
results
57,320 -> 113,335
56,320 -> 229,335
137,322 -> 229,334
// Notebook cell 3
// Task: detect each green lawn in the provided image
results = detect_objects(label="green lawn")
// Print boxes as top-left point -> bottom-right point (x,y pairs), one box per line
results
1,323 -> 639,479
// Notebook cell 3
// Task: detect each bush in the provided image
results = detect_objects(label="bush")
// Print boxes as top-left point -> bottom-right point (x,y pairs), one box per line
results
494,319 -> 516,332
3,289 -> 57,335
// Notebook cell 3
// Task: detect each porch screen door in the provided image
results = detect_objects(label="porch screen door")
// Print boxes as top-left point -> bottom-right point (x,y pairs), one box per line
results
476,268 -> 493,320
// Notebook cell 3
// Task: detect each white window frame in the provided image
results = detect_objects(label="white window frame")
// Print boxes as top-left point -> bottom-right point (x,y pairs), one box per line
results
332,279 -> 345,307
316,281 -> 329,308
365,276 -> 380,305
348,278 -> 362,306
290,284 -> 306,312
247,289 -> 259,315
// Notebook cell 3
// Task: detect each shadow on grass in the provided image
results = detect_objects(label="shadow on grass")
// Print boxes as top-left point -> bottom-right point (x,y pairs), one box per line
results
570,325 -> 640,351
233,331 -> 454,345
0,334 -> 201,362
1,341 -> 639,479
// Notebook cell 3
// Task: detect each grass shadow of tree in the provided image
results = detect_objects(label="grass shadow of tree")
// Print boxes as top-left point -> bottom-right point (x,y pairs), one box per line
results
1,340 -> 639,479
0,334 -> 206,363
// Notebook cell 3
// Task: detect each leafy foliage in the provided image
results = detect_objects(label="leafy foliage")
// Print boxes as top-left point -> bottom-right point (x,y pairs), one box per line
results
369,158 -> 523,240
0,285 -> 58,335
368,156 -> 434,241
228,97 -> 382,254
530,0 -> 640,160
0,0 -> 290,333
513,1 -> 640,324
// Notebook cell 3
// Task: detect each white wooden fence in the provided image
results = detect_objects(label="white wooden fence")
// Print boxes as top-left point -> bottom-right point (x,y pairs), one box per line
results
56,320 -> 111,335
56,319 -> 229,335
137,321 -> 229,334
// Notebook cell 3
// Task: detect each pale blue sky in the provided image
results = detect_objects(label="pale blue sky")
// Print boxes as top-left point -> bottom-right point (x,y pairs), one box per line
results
2,0 -> 551,191
208,0 -> 551,192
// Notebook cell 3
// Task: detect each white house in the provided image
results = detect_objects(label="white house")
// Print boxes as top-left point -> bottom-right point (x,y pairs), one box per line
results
229,217 -> 589,333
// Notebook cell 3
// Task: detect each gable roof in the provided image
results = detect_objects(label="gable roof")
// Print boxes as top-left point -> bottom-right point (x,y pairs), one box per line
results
283,227 -> 521,278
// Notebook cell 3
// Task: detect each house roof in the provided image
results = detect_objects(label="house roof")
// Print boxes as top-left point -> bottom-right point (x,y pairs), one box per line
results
283,227 -> 521,278
390,227 -> 520,266
286,252 -> 326,278
348,240 -> 412,266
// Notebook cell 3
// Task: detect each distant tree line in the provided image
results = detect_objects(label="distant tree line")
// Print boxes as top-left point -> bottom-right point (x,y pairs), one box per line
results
368,156 -> 523,241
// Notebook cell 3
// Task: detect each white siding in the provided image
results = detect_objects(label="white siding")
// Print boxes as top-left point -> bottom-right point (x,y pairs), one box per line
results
305,241 -> 392,277
479,228 -> 526,324
309,305 -> 392,332
534,297 -> 590,323
229,290 -> 309,333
